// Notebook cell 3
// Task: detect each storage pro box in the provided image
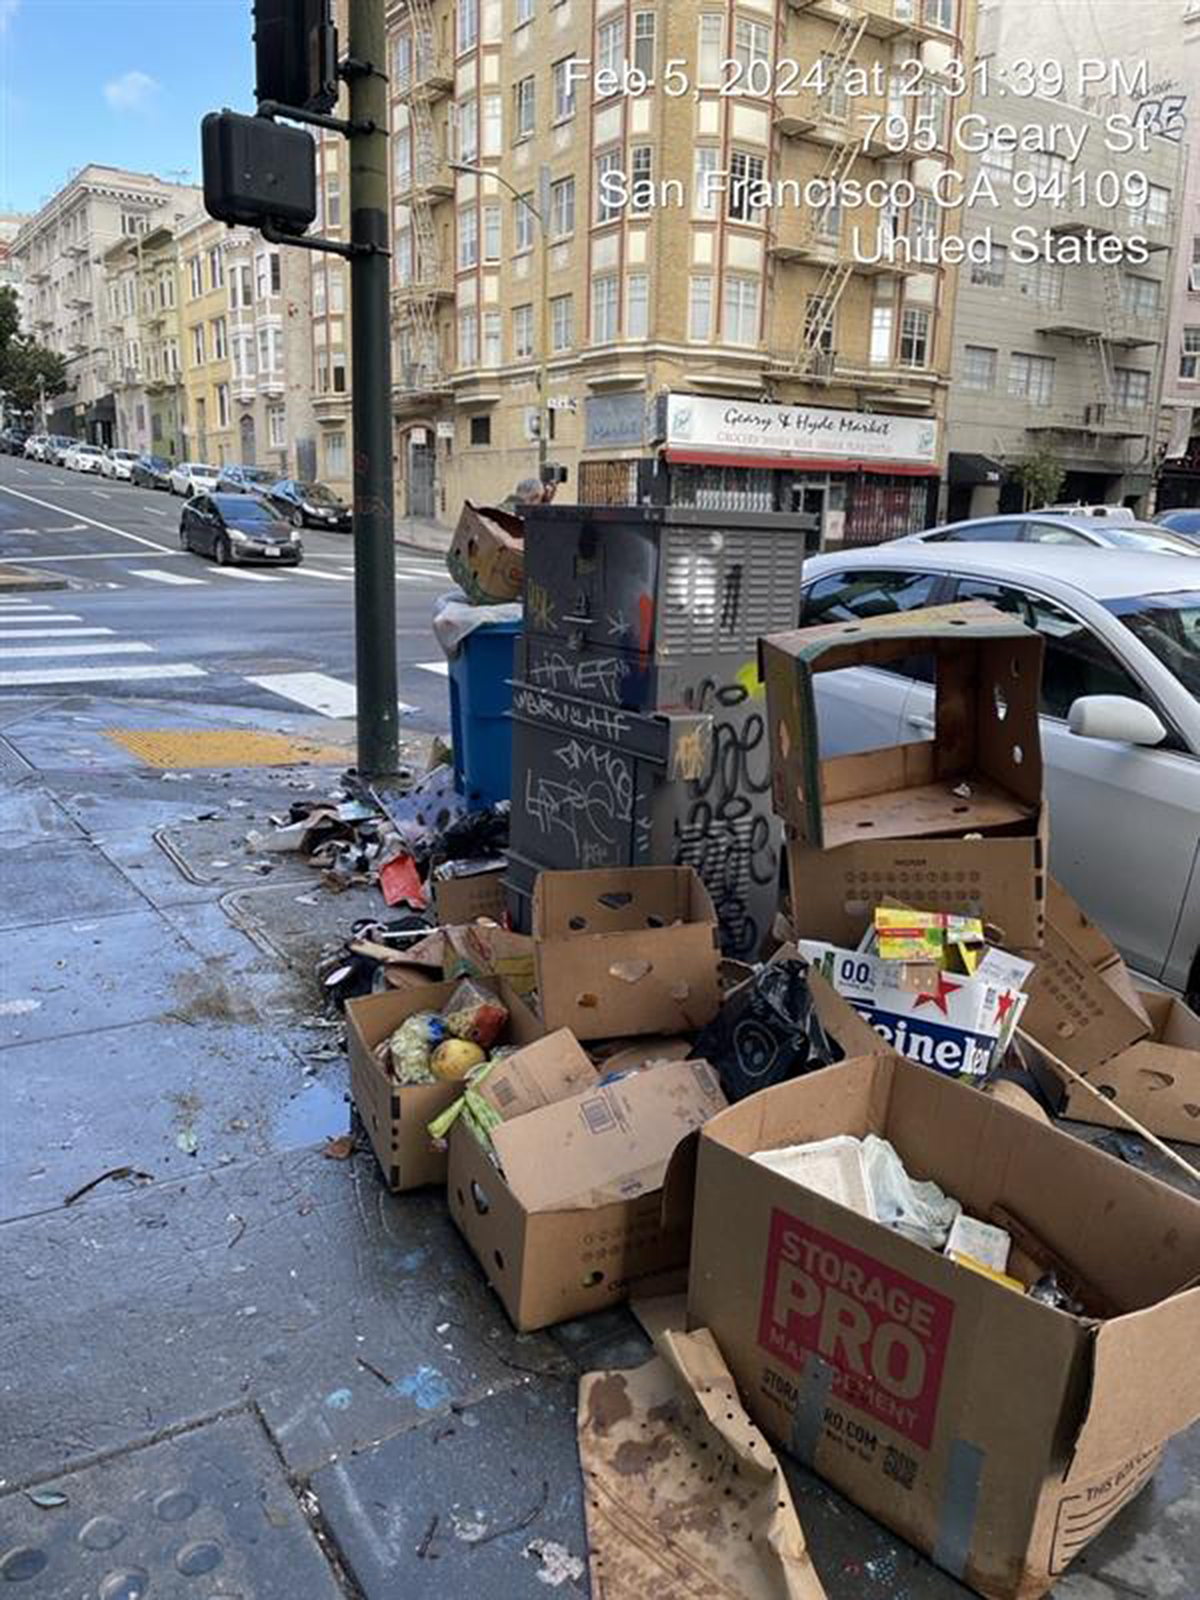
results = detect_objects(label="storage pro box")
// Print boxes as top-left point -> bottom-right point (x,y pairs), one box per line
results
347,977 -> 540,1192
688,1055 -> 1200,1600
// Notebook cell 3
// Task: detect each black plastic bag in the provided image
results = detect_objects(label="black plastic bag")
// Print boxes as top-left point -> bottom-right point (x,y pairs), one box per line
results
691,958 -> 845,1102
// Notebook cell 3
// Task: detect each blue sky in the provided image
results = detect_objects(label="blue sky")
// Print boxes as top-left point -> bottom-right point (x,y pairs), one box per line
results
0,0 -> 256,213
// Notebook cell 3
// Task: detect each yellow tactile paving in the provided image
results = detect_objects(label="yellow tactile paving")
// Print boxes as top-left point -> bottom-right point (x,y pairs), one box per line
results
103,729 -> 349,769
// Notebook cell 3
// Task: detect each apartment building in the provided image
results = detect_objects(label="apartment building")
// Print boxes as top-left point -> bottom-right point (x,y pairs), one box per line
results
12,167 -> 197,442
944,83 -> 1183,517
0,214 -> 27,322
101,225 -> 185,457
385,0 -> 979,545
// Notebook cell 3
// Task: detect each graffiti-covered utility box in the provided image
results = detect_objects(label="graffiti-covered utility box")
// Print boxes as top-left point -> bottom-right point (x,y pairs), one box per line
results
506,505 -> 813,959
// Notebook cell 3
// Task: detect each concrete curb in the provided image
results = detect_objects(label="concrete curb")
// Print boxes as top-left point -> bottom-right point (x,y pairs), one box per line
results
394,517 -> 452,556
0,564 -> 69,592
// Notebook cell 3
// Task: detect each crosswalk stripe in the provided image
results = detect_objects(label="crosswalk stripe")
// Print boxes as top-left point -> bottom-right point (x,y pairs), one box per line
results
128,568 -> 208,586
246,671 -> 358,718
0,641 -> 154,660
0,664 -> 206,687
213,567 -> 286,583
414,660 -> 450,677
284,566 -> 352,582
0,627 -> 114,639
0,612 -> 82,623
396,569 -> 446,583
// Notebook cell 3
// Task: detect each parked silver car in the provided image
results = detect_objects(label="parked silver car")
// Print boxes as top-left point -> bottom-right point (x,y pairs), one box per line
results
799,544 -> 1200,1002
898,511 -> 1200,559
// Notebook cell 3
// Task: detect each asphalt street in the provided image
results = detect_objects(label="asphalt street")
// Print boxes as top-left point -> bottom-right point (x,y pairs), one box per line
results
0,454 -> 451,730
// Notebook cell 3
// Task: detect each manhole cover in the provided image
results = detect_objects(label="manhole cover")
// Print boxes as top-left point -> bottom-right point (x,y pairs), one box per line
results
104,730 -> 349,769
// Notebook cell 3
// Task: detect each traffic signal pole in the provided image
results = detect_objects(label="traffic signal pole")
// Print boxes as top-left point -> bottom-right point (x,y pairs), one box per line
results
346,0 -> 399,779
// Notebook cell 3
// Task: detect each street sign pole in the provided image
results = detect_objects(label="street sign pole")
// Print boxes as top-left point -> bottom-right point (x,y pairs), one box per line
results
347,0 -> 399,779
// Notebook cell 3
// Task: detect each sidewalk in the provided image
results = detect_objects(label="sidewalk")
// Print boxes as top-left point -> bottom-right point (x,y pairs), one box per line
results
396,514 -> 452,556
0,690 -> 1194,1599
0,562 -> 68,592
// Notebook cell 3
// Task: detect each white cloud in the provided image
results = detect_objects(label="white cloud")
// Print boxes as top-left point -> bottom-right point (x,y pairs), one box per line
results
103,70 -> 160,114
0,0 -> 21,35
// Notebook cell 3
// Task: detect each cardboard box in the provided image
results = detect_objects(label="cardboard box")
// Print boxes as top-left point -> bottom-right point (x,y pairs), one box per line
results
761,602 -> 1044,851
688,1054 -> 1200,1600
519,867 -> 722,1042
787,827 -> 1047,951
449,1058 -> 726,1330
1022,882 -> 1200,1142
380,923 -> 536,997
346,977 -> 541,1191
447,500 -> 524,605
432,862 -> 508,927
473,1028 -> 597,1123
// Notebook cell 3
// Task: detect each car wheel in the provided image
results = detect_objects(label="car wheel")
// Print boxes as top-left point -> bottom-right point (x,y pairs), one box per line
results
214,535 -> 232,567
179,523 -> 189,550
290,508 -> 305,529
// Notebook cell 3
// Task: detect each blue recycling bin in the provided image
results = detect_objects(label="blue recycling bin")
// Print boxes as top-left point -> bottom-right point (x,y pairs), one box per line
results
447,616 -> 520,809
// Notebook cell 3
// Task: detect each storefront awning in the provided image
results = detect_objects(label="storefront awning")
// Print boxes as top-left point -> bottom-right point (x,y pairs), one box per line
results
948,452 -> 1003,486
663,447 -> 938,476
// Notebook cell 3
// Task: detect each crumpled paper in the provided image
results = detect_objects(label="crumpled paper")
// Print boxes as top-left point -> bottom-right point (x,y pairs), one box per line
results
578,1327 -> 827,1599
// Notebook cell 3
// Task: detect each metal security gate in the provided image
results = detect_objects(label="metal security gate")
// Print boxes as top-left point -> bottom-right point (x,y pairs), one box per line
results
407,431 -> 436,517
578,459 -> 639,505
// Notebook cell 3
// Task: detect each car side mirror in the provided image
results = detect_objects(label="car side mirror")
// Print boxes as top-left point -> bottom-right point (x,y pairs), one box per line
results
1067,694 -> 1167,747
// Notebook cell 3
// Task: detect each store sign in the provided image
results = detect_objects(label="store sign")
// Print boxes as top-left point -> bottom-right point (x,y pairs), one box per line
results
665,395 -> 938,466
585,392 -> 647,450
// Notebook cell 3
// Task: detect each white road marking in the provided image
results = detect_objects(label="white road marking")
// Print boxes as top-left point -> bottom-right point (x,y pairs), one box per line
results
0,641 -> 154,659
247,671 -> 358,717
0,612 -> 83,622
0,663 -> 206,687
414,660 -> 450,677
0,484 -> 174,552
128,568 -> 207,586
0,627 -> 114,639
144,507 -> 170,517
284,566 -> 351,582
2,526 -> 37,534
92,490 -> 112,499
396,569 -> 446,583
9,550 -> 185,562
213,567 -> 285,583
42,524 -> 90,534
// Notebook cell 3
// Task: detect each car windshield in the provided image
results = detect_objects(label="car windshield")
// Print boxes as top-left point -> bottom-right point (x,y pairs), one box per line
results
114,450 -> 137,461
1105,592 -> 1200,699
193,465 -> 218,476
216,495 -> 276,523
243,468 -> 276,483
146,456 -> 169,469
1101,524 -> 1200,557
303,484 -> 340,506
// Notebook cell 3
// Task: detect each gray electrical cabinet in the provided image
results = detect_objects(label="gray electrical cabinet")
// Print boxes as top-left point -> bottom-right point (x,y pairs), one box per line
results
506,505 -> 813,958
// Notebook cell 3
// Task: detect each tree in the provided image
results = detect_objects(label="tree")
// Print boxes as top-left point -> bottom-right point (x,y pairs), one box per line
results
0,288 -> 68,422
1013,444 -> 1066,511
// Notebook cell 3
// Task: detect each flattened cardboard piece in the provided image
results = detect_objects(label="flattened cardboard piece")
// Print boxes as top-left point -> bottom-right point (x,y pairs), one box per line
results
761,602 -> 1045,850
491,1058 -> 727,1212
687,1055 -> 1200,1600
446,499 -> 524,605
591,1036 -> 694,1074
381,923 -> 536,997
346,977 -> 539,1192
787,824 -> 1047,952
433,865 -> 508,927
578,1328 -> 828,1600
473,1028 -> 598,1123
532,867 -> 721,1040
1057,993 -> 1200,1144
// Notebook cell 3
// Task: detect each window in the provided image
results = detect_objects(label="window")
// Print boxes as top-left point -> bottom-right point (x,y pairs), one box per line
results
394,128 -> 412,188
694,147 -> 720,217
1190,237 -> 1200,294
911,194 -> 938,252
458,97 -> 479,163
482,203 -> 501,261
1025,150 -> 1069,186
269,253 -> 280,293
255,252 -> 269,300
550,294 -> 573,351
469,415 -> 491,445
211,317 -> 227,360
189,256 -> 203,297
513,303 -> 534,358
962,345 -> 997,390
869,305 -> 893,365
233,333 -> 255,379
723,275 -> 760,345
513,76 -> 535,141
327,177 -> 341,229
191,324 -> 205,365
734,18 -> 769,76
633,12 -> 656,78
1181,327 -> 1200,380
325,431 -> 347,477
456,0 -> 478,52
805,293 -> 834,355
121,211 -> 150,236
458,207 -> 479,268
898,306 -> 929,367
516,0 -> 534,23
728,150 -> 765,223
803,570 -> 941,626
550,176 -> 575,238
817,194 -> 841,242
553,57 -> 577,122
1022,523 -> 1091,546
395,228 -> 413,284
592,274 -> 619,342
482,310 -> 502,366
257,326 -> 281,375
266,405 -> 286,450
1008,351 -> 1055,405
1112,367 -> 1150,408
981,139 -> 1013,182
821,54 -> 850,121
1028,595 -> 1147,720
1018,258 -> 1063,307
626,272 -> 648,337
1122,275 -> 1159,317
332,351 -> 346,394
313,272 -> 326,315
329,268 -> 345,313
216,383 -> 230,429
458,308 -> 479,366
1130,183 -> 1169,229
598,16 -> 625,78
208,247 -> 224,290
697,14 -> 723,84
479,92 -> 501,155
689,275 -> 713,340
596,150 -> 624,222
922,0 -> 954,30
970,243 -> 1006,287
395,32 -> 413,91
918,80 -> 946,146
515,193 -> 536,251
630,146 -> 652,212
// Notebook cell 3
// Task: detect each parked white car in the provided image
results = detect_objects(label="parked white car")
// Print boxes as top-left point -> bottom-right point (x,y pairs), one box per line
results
799,544 -> 1200,1002
169,462 -> 220,497
898,511 -> 1200,559
23,434 -> 47,460
66,443 -> 107,474
101,448 -> 140,481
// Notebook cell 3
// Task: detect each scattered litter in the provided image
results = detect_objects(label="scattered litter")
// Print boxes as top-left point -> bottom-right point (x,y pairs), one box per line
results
25,1491 -> 68,1510
523,1539 -> 585,1587
324,1388 -> 353,1411
63,1165 -> 154,1206
322,1133 -> 356,1160
0,998 -> 41,1017
176,1129 -> 199,1156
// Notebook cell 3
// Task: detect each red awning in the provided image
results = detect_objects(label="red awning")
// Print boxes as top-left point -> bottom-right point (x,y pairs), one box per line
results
663,448 -> 938,476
